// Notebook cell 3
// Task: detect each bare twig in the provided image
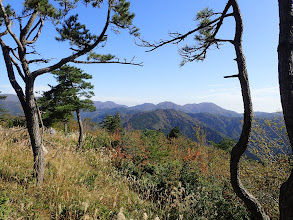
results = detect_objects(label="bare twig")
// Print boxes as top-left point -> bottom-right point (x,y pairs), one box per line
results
26,18 -> 44,44
10,55 -> 25,81
72,59 -> 143,66
224,74 -> 239,78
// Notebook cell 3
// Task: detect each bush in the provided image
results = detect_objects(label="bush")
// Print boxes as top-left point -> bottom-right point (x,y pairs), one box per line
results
168,126 -> 181,139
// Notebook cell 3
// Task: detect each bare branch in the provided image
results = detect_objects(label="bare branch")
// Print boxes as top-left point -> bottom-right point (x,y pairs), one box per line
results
211,4 -> 233,40
71,59 -> 143,66
11,48 -> 20,60
32,1 -> 113,78
20,10 -> 39,44
0,29 -> 8,37
224,74 -> 239,78
28,59 -> 51,64
10,55 -> 26,81
69,47 -> 82,52
214,39 -> 234,44
142,12 -> 233,52
0,39 -> 26,106
26,18 -> 44,44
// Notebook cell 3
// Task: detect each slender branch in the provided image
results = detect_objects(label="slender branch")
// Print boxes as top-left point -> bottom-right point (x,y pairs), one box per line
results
20,10 -> 39,44
0,39 -> 26,107
10,56 -> 26,81
143,13 -> 233,52
28,58 -> 51,64
0,29 -> 8,37
71,59 -> 143,66
26,18 -> 44,44
69,47 -> 82,52
32,1 -> 113,78
224,74 -> 239,78
214,39 -> 234,44
26,18 -> 41,40
11,48 -> 20,60
212,2 -> 233,40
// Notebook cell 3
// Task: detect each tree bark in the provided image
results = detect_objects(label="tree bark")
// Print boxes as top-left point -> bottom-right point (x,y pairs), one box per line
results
76,109 -> 84,150
64,122 -> 68,136
25,83 -> 45,185
278,0 -> 293,219
1,42 -> 45,185
229,1 -> 269,219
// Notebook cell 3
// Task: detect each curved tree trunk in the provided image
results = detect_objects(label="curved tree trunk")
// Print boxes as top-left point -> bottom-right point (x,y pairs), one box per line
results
1,42 -> 45,185
229,1 -> 269,219
76,109 -> 84,150
278,0 -> 293,219
25,84 -> 45,185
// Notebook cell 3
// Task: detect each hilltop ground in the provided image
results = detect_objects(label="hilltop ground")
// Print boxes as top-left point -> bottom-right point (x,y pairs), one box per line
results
0,123 -> 290,219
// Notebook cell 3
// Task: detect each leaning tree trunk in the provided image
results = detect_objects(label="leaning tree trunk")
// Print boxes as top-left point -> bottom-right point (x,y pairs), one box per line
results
278,0 -> 293,219
25,83 -> 45,185
229,1 -> 269,219
76,109 -> 84,150
1,43 -> 45,185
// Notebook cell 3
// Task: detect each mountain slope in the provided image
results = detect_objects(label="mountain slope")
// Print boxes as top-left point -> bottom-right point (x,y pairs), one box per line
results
123,109 -> 226,143
188,112 -> 243,140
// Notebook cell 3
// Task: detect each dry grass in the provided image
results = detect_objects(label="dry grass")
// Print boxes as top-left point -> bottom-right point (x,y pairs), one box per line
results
0,127 -> 154,219
0,125 -> 290,219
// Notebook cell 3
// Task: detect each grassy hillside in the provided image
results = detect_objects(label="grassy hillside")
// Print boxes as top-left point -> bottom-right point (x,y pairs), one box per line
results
0,125 -> 290,219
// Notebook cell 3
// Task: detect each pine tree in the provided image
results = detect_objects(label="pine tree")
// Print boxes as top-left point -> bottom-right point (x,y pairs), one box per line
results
39,65 -> 96,150
0,0 -> 140,184
168,126 -> 181,139
140,1 -> 268,219
100,113 -> 123,133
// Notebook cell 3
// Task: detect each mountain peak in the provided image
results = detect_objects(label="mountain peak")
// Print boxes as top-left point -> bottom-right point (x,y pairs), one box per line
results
94,101 -> 127,109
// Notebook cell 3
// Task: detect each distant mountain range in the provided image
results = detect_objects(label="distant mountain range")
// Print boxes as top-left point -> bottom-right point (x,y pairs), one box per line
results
122,109 -> 243,142
0,94 -> 283,143
92,100 -> 241,117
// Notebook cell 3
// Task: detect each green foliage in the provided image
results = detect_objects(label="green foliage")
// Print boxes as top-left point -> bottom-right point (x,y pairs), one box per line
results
0,4 -> 15,26
100,113 -> 123,133
56,14 -> 99,48
86,52 -> 115,61
168,126 -> 181,139
1,123 -> 289,219
24,0 -> 63,19
143,130 -> 169,161
0,114 -> 26,128
56,0 -> 139,50
178,6 -> 224,65
111,0 -> 140,36
0,194 -> 10,219
196,7 -> 214,20
83,130 -> 113,149
1,0 -> 139,72
249,118 -> 290,161
0,92 -> 6,113
210,137 -> 236,152
38,65 -> 96,126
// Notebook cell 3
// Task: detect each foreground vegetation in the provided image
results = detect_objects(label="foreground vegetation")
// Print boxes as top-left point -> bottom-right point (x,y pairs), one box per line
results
0,120 -> 291,219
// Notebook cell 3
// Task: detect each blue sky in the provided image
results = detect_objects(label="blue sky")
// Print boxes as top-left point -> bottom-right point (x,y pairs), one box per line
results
0,0 -> 280,113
